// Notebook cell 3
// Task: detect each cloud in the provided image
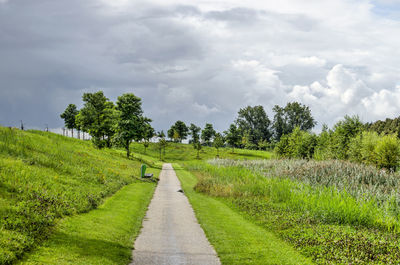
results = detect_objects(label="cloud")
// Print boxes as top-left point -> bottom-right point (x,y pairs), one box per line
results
1,0 -> 400,133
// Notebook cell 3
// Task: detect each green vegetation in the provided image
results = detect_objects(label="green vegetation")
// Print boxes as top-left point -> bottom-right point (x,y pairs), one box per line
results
186,159 -> 400,264
130,141 -> 273,162
18,182 -> 156,265
0,127 -> 155,264
276,115 -> 400,171
174,165 -> 313,265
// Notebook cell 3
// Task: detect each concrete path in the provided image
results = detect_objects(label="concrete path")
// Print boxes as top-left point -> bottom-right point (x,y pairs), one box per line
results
130,163 -> 221,265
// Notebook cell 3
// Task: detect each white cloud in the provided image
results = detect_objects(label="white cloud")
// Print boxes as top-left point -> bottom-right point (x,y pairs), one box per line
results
1,0 -> 400,132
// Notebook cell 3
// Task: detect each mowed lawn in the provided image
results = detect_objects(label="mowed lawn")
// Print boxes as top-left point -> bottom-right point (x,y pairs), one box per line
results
18,182 -> 156,265
174,165 -> 314,265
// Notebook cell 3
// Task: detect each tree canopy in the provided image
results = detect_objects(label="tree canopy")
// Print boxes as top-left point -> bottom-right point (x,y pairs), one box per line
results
272,102 -> 316,141
115,93 -> 151,157
76,91 -> 116,148
201,123 -> 216,146
236,105 -> 271,146
168,120 -> 189,142
60,104 -> 78,136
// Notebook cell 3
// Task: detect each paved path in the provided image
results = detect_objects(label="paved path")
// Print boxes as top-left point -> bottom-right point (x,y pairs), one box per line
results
130,163 -> 221,265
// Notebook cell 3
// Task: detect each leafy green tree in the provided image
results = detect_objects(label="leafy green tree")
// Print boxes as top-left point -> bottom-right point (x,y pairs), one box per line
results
168,121 -> 189,142
167,127 -> 176,142
189,123 -> 202,158
275,127 -> 317,159
236,105 -> 271,146
272,105 -> 287,141
60,104 -> 78,137
201,123 -> 216,146
143,124 -> 155,154
76,91 -> 116,148
189,123 -> 201,144
213,133 -> 224,157
115,93 -> 149,158
194,142 -> 202,159
224,123 -> 241,152
314,124 -> 332,160
157,130 -> 165,138
102,102 -> 118,147
274,134 -> 290,157
375,134 -> 400,171
158,138 -> 167,160
330,115 -> 364,159
273,102 -> 316,141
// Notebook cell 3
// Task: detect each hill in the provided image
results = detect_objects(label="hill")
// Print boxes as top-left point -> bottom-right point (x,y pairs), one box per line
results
0,127 -> 146,264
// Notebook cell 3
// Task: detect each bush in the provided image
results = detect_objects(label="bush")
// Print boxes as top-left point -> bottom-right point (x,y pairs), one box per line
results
375,134 -> 400,171
275,127 -> 316,159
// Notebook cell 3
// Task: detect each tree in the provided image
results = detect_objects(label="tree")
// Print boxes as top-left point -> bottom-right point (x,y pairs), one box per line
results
224,123 -> 241,152
330,115 -> 364,159
158,138 -> 167,160
115,93 -> 149,158
189,123 -> 201,143
168,121 -> 189,142
213,133 -> 224,157
143,124 -> 155,154
194,142 -> 202,159
102,102 -> 118,148
201,123 -> 216,146
76,91 -> 116,148
236,105 -> 271,147
273,102 -> 316,141
167,127 -> 176,142
60,104 -> 78,137
189,123 -> 202,158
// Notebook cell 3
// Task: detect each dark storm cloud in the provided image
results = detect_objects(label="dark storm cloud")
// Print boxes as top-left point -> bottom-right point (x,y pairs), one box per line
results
1,0 -> 400,133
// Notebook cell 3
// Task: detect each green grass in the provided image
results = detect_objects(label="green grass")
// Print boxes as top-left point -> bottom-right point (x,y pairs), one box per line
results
187,159 -> 400,264
0,127 -> 156,264
130,142 -> 273,162
174,164 -> 313,265
17,182 -> 156,265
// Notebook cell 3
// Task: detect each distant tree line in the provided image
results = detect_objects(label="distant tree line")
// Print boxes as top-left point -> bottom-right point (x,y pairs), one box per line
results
165,101 -> 315,156
60,91 -> 154,157
275,115 -> 400,171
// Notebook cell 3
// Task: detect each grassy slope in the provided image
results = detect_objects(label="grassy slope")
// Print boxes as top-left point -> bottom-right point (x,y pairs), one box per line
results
0,127 -> 156,264
130,142 -> 273,162
174,164 -> 313,265
18,182 -> 156,265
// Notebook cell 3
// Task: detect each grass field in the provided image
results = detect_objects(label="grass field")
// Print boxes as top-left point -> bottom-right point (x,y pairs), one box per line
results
174,164 -> 313,265
18,182 -> 156,265
0,127 -> 157,264
187,159 -> 400,264
5,128 -> 396,265
130,141 -> 273,162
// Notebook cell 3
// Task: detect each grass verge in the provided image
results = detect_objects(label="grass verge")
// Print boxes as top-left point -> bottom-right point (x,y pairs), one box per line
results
173,164 -> 313,265
17,182 -> 156,265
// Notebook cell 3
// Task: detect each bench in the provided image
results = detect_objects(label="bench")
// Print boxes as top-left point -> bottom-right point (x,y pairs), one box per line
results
140,164 -> 153,178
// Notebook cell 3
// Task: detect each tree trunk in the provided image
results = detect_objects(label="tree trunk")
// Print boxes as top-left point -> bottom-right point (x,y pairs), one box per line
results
72,128 -> 74,138
126,140 -> 130,158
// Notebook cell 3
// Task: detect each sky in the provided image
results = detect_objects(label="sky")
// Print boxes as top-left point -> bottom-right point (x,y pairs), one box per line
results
1,0 -> 400,133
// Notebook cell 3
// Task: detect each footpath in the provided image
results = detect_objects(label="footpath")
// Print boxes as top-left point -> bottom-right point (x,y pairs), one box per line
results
130,163 -> 221,265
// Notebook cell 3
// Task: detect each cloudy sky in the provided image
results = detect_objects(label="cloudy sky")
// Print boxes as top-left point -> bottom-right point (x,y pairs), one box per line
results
1,0 -> 400,132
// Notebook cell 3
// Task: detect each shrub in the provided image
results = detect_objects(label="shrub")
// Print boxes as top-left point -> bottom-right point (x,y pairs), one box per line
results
374,134 -> 400,171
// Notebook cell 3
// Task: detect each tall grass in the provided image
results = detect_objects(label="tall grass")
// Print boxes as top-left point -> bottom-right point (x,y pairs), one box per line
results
0,127 -> 143,264
189,159 -> 400,231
